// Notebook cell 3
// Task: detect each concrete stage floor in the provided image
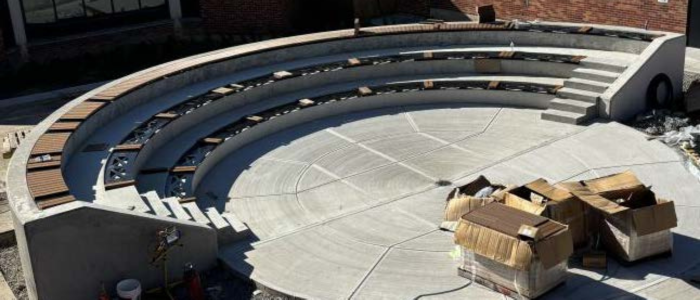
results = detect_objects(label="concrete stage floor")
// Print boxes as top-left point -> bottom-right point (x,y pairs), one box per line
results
202,104 -> 700,299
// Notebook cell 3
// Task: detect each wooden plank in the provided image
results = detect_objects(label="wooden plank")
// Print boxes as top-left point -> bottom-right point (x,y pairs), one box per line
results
212,87 -> 235,96
60,101 -> 106,121
202,137 -> 223,145
298,99 -> 315,107
37,194 -> 76,210
358,86 -> 373,96
179,197 -> 197,204
155,113 -> 178,119
114,144 -> 142,151
27,160 -> 62,170
171,166 -> 197,173
104,180 -> 136,190
31,132 -> 70,155
48,122 -> 80,132
27,168 -> 70,198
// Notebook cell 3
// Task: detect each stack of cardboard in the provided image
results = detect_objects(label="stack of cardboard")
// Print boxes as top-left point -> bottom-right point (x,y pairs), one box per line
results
441,176 -> 512,231
455,202 -> 573,299
502,179 -> 588,247
561,171 -> 677,262
446,171 -> 678,298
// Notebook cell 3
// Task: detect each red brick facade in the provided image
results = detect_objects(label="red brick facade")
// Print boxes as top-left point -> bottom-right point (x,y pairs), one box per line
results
433,0 -> 688,33
200,0 -> 299,34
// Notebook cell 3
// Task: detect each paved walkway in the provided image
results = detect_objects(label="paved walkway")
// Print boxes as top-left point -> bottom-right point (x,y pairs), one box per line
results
206,104 -> 700,299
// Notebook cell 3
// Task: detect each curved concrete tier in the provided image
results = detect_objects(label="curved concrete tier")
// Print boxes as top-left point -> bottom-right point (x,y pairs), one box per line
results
4,21 -> 687,299
209,105 -> 699,300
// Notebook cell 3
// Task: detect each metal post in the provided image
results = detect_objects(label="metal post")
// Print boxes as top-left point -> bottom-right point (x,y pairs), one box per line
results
7,0 -> 28,60
168,0 -> 182,36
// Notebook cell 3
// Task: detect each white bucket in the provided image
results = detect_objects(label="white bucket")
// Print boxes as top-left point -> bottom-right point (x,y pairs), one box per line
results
116,279 -> 142,300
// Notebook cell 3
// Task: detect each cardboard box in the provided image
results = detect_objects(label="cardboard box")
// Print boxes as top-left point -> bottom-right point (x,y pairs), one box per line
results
455,202 -> 573,299
561,171 -> 677,262
503,179 -> 588,247
441,176 -> 510,231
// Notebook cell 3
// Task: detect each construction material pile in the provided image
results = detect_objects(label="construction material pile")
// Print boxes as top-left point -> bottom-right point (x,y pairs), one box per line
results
445,171 -> 678,299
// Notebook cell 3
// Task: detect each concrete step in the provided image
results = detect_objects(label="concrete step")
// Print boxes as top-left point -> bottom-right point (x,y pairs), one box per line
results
572,68 -> 619,84
557,87 -> 600,103
541,109 -> 589,124
205,208 -> 245,245
580,57 -> 628,73
141,191 -> 174,218
550,98 -> 597,115
222,212 -> 251,237
564,78 -> 609,94
182,202 -> 212,226
164,197 -> 193,221
98,185 -> 152,214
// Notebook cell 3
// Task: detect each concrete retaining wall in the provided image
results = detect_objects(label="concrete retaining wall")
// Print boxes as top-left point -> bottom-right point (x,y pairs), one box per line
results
602,34 -> 686,120
190,89 -> 554,190
16,202 -> 217,300
130,58 -> 573,182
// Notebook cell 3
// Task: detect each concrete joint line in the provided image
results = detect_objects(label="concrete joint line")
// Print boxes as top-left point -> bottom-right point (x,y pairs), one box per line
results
347,229 -> 440,299
402,110 -> 421,133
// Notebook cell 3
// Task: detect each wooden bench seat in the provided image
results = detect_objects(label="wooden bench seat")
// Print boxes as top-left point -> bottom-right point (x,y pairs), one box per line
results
26,168 -> 70,199
31,132 -> 71,156
36,194 -> 76,210
59,101 -> 106,121
48,122 -> 81,132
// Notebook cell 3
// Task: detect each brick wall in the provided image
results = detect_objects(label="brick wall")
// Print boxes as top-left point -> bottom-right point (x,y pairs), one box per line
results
200,0 -> 298,34
433,0 -> 688,33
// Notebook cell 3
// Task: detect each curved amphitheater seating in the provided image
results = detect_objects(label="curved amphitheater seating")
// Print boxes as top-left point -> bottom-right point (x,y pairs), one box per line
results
6,21 -> 685,300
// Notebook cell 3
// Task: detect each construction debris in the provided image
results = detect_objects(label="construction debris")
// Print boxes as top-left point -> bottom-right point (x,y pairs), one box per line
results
447,171 -> 678,298
440,176 -> 512,231
2,129 -> 30,157
502,179 -> 588,247
455,202 -> 573,299
563,172 -> 677,262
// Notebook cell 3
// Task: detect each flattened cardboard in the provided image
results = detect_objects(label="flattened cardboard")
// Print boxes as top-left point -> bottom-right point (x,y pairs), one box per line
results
559,182 -> 629,215
527,179 -> 574,200
583,170 -> 645,198
444,196 -> 495,222
631,200 -> 678,236
504,193 -> 546,215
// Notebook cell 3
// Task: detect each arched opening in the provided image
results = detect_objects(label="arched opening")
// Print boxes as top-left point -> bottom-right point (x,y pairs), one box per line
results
646,73 -> 675,109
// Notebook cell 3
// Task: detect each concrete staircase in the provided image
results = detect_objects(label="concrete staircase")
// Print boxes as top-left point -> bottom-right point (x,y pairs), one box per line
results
141,191 -> 250,245
542,59 -> 627,124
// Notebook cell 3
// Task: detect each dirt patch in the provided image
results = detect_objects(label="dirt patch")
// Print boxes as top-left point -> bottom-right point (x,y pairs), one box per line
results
0,244 -> 27,300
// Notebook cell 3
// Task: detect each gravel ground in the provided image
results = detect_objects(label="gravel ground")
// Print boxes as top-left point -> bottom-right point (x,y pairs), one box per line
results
0,244 -> 27,300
